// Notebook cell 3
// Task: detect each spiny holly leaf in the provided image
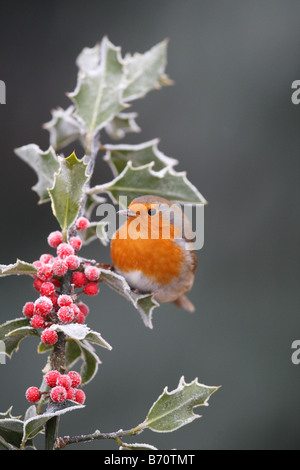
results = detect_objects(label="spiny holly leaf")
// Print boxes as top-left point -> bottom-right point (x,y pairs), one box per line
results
103,139 -> 178,177
123,39 -> 172,102
99,268 -> 159,328
69,37 -> 127,149
49,323 -> 112,350
105,112 -> 141,140
0,259 -> 37,277
0,318 -> 36,358
14,144 -> 59,203
49,152 -> 89,238
43,106 -> 83,150
0,417 -> 24,449
81,221 -> 110,246
142,377 -> 219,433
88,161 -> 207,207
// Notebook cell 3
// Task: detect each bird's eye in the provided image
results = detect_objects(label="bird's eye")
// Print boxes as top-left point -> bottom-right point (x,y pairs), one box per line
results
148,208 -> 156,216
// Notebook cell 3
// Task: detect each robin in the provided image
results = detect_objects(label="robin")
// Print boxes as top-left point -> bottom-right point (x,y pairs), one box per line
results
110,195 -> 197,312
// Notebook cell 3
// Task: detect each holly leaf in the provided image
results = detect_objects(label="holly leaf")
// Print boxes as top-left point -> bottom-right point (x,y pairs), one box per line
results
123,39 -> 172,102
49,323 -> 112,350
105,112 -> 141,140
69,37 -> 127,149
43,106 -> 83,150
81,221 -> 110,246
14,144 -> 59,203
99,268 -> 159,329
141,377 -> 219,433
88,161 -> 207,207
78,341 -> 101,385
0,259 -> 37,277
0,318 -> 36,358
48,152 -> 89,238
103,139 -> 178,177
0,417 -> 24,449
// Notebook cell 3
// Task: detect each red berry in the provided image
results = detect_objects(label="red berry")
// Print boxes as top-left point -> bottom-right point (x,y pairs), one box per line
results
84,282 -> 99,296
74,389 -> 86,404
26,386 -> 41,403
78,302 -> 89,317
41,329 -> 58,345
56,374 -> 72,390
48,231 -> 63,248
66,387 -> 75,400
40,253 -> 54,264
58,294 -> 73,307
67,371 -> 82,388
33,278 -> 43,292
76,217 -> 89,231
51,278 -> 61,288
70,236 -> 82,251
37,265 -> 53,282
49,294 -> 59,307
57,243 -> 74,259
44,370 -> 61,388
40,282 -> 55,297
34,296 -> 53,317
71,271 -> 87,288
50,386 -> 67,403
58,306 -> 74,324
66,255 -> 80,271
31,314 -> 45,329
76,311 -> 85,324
84,266 -> 100,282
22,302 -> 35,318
52,258 -> 68,277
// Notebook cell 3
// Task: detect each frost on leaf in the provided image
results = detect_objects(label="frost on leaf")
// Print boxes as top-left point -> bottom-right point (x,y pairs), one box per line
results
0,259 -> 37,277
43,106 -> 83,151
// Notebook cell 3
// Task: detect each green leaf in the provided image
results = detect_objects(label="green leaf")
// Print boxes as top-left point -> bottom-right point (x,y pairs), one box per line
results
0,417 -> 24,449
14,144 -> 59,203
65,339 -> 82,368
99,268 -> 158,329
142,377 -> 219,433
69,37 -> 127,149
43,106 -> 83,150
103,139 -> 178,177
105,112 -> 140,140
123,39 -> 172,102
0,318 -> 35,358
48,152 -> 89,238
88,161 -> 207,207
49,323 -> 111,350
0,259 -> 37,277
81,221 -> 109,246
78,341 -> 101,385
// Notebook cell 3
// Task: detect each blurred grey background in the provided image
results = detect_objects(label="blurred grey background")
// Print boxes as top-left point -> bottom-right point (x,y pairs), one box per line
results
0,0 -> 299,450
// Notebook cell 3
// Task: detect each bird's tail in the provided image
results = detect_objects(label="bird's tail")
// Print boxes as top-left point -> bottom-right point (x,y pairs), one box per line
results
173,295 -> 195,313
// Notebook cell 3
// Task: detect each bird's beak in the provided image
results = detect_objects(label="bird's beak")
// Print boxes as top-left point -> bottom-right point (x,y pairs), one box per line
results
118,209 -> 136,218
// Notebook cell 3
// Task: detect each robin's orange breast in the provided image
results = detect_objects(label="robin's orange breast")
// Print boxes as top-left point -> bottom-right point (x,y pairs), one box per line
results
111,221 -> 184,286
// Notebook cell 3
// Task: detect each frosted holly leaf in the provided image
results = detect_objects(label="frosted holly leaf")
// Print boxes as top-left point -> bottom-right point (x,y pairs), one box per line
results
0,318 -> 39,358
103,139 -> 178,177
49,323 -> 112,350
141,377 -> 219,433
43,106 -> 83,150
76,42 -> 101,72
123,39 -> 172,102
69,37 -> 127,150
105,112 -> 141,140
88,161 -> 207,207
0,259 -> 37,277
81,221 -> 110,246
14,144 -> 59,203
98,268 -> 159,328
48,152 -> 89,238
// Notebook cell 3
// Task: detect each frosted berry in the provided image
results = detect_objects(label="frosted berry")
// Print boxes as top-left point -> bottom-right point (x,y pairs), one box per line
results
56,374 -> 72,390
34,296 -> 53,317
67,371 -> 82,388
37,265 -> 53,282
44,370 -> 61,388
74,389 -> 86,404
66,255 -> 80,271
40,282 -> 55,297
57,306 -> 74,324
40,253 -> 54,264
26,386 -> 41,403
50,386 -> 67,403
78,302 -> 89,317
57,243 -> 74,259
33,278 -> 43,292
76,311 -> 85,324
52,258 -> 68,277
58,294 -> 73,307
84,282 -> 99,296
84,266 -> 100,282
41,329 -> 58,345
71,271 -> 87,288
51,278 -> 61,288
49,294 -> 59,307
48,231 -> 63,248
31,314 -> 45,329
66,387 -> 75,400
76,217 -> 90,231
22,302 -> 35,318
70,236 -> 82,251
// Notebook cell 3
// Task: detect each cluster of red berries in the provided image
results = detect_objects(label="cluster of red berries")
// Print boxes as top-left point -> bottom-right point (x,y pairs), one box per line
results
26,370 -> 85,404
22,218 -> 102,347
